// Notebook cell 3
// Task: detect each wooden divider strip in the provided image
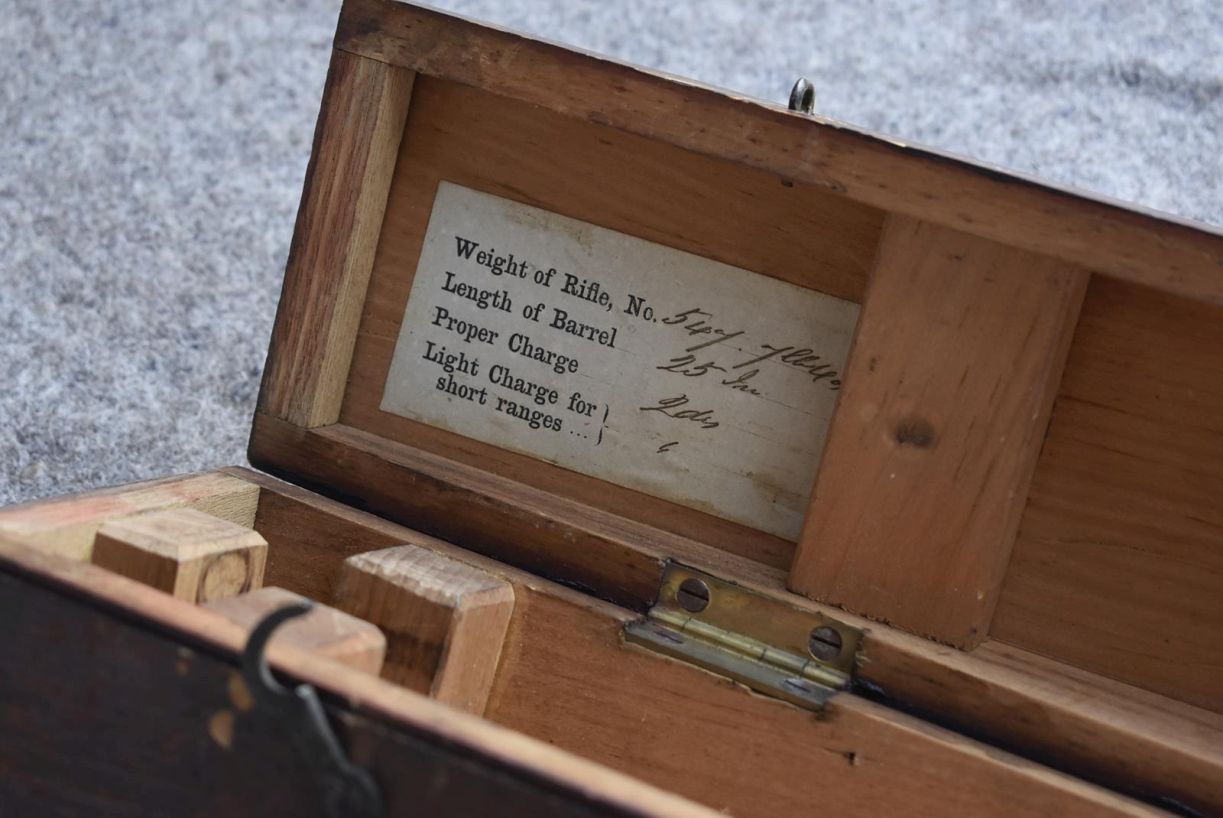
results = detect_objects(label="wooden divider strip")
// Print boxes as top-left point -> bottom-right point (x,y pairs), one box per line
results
789,216 -> 1089,646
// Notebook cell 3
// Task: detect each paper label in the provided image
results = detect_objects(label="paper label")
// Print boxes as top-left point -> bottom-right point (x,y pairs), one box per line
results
380,182 -> 859,539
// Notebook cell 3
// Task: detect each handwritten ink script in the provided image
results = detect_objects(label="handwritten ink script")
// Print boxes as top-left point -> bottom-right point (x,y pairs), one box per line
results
380,182 -> 860,539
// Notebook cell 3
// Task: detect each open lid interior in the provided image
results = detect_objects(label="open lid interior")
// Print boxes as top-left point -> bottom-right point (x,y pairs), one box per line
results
253,0 -> 1223,719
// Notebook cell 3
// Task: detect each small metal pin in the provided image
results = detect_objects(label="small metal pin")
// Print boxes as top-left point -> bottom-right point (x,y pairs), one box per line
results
783,677 -> 813,694
789,77 -> 816,115
651,622 -> 686,645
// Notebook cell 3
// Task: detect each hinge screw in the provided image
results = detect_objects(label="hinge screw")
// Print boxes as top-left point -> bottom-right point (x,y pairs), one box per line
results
676,577 -> 711,612
808,626 -> 843,660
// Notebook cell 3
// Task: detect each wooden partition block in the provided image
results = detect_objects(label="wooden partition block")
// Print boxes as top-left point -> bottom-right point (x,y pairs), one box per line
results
334,544 -> 514,714
92,508 -> 267,603
790,215 -> 1088,647
205,587 -> 386,675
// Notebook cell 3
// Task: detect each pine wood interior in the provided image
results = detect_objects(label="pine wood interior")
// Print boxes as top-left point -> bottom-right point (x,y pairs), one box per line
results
3,469 -> 1221,818
338,74 -> 886,570
993,276 -> 1223,713
309,65 -> 1223,712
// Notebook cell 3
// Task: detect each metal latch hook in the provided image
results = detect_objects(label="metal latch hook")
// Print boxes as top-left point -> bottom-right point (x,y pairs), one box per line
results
241,601 -> 383,818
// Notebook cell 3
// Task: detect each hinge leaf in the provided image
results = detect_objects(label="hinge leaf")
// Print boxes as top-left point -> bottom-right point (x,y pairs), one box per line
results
623,563 -> 862,712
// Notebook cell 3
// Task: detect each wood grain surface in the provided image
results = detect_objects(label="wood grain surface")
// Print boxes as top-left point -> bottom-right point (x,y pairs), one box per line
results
335,0 -> 1223,306
790,216 -> 1088,646
993,276 -> 1223,713
204,586 -> 387,675
486,588 -> 1169,818
336,544 -> 514,713
244,418 -> 1223,810
259,49 -> 413,427
92,507 -> 268,603
8,470 -> 1215,814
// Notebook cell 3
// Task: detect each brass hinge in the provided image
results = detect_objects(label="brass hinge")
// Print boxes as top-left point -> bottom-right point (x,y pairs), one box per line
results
624,563 -> 862,711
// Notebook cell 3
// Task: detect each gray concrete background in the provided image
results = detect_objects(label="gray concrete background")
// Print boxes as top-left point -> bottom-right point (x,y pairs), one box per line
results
2,0 -> 1220,505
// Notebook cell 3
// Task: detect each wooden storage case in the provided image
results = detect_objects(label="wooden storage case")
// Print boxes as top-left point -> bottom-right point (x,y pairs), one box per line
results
3,0 -> 1223,815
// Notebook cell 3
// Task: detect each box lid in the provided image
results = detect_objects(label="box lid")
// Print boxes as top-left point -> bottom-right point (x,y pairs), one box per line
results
252,0 -> 1223,721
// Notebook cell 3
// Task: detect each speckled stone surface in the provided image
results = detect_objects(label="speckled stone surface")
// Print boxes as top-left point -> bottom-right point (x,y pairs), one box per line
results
2,0 -> 1220,505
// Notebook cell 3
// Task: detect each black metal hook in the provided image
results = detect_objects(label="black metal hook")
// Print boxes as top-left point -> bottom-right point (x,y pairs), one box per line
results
240,602 -> 383,818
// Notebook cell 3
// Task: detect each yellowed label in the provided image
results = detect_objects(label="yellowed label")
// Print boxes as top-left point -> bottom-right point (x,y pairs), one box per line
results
381,182 -> 859,539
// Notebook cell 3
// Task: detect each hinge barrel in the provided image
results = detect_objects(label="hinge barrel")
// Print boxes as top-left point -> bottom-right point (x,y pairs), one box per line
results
624,563 -> 862,712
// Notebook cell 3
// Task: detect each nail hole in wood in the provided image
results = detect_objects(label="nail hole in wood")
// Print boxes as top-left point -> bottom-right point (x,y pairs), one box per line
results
894,417 -> 936,448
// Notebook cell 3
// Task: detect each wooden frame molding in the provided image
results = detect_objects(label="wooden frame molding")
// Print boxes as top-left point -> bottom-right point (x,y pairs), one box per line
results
259,49 -> 414,427
789,216 -> 1089,646
334,0 -> 1223,306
